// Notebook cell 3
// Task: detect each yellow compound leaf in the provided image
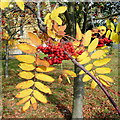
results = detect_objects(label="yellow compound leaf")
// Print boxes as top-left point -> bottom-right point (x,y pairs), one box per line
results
93,58 -> 111,66
30,97 -> 37,110
79,57 -> 91,65
17,43 -> 37,54
18,71 -> 34,79
14,0 -> 24,11
16,80 -> 34,89
35,58 -> 50,67
44,13 -> 51,24
100,80 -> 111,87
28,32 -> 42,46
35,73 -> 54,82
16,96 -> 31,105
15,55 -> 35,63
15,89 -> 33,98
63,70 -> 77,77
88,38 -> 99,52
79,64 -> 93,75
82,30 -> 92,46
77,51 -> 88,61
22,100 -> 30,112
98,75 -> 114,83
36,66 -> 56,72
116,22 -> 120,33
106,30 -> 111,38
95,67 -> 112,74
35,82 -> 52,94
76,23 -> 83,40
0,0 -> 10,10
91,50 -> 105,59
18,63 -> 35,71
33,90 -> 47,103
91,80 -> 98,89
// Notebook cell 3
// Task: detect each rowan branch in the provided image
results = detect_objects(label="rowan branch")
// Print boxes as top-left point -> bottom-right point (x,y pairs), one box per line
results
64,51 -> 120,116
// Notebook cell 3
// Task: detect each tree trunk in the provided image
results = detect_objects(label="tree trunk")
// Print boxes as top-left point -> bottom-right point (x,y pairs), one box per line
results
72,65 -> 84,119
5,41 -> 9,78
66,2 -> 84,119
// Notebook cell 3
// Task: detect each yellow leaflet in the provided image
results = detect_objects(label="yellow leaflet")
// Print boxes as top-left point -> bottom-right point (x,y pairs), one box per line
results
35,82 -> 52,94
36,66 -> 56,72
15,55 -> 35,63
72,41 -> 81,48
53,17 -> 62,25
79,64 -> 93,75
76,23 -> 83,40
33,90 -> 47,103
82,71 -> 94,82
110,22 -> 115,31
63,70 -> 77,77
47,29 -> 56,38
103,49 -> 109,53
16,80 -> 34,89
17,43 -> 37,54
98,75 -> 114,83
64,74 -> 71,83
0,0 -> 10,10
28,32 -> 42,46
91,50 -> 105,59
79,57 -> 91,65
88,38 -> 99,52
30,97 -> 37,110
110,31 -> 115,40
82,30 -> 92,46
35,73 -> 54,82
93,58 -> 111,66
116,22 -> 120,33
91,80 -> 97,89
14,0 -> 24,10
18,63 -> 35,71
15,89 -> 33,98
77,51 -> 88,61
106,19 -> 111,29
18,71 -> 34,79
97,26 -> 106,36
58,75 -> 63,83
16,96 -> 31,105
51,6 -> 67,19
100,80 -> 111,87
44,13 -> 51,24
22,100 -> 30,112
46,19 -> 53,29
106,30 -> 111,38
95,67 -> 112,74
112,33 -> 119,43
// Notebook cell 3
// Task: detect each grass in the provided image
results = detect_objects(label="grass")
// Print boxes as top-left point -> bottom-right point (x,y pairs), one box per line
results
1,48 -> 120,119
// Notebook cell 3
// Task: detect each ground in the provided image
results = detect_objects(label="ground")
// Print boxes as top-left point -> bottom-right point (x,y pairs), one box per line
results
1,48 -> 120,119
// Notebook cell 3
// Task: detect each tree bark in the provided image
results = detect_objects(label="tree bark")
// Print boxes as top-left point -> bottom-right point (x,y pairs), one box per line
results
5,41 -> 9,78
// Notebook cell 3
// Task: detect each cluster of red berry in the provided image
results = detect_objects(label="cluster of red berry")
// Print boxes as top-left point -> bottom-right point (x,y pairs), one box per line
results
97,38 -> 112,47
37,42 -> 82,65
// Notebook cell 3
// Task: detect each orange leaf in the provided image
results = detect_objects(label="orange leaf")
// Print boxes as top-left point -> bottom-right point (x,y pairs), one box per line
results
17,43 -> 37,54
28,32 -> 42,46
35,57 -> 50,67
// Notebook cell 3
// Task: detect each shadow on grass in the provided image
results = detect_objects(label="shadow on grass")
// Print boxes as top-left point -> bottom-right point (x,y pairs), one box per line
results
47,94 -> 72,120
